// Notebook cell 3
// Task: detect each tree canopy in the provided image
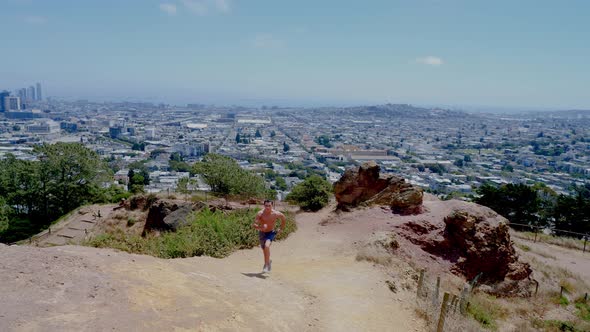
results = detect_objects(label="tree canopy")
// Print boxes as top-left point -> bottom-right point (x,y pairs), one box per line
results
0,143 -> 118,243
286,175 -> 332,211
192,154 -> 274,200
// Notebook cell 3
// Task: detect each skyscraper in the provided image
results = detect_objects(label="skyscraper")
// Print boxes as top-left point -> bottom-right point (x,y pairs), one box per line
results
36,83 -> 42,100
0,91 -> 9,112
4,96 -> 21,111
28,86 -> 35,101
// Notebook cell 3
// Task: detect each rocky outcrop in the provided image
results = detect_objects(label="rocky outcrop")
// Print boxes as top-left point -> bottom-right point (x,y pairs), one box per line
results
333,161 -> 423,214
442,210 -> 531,283
142,199 -> 230,234
142,200 -> 209,234
396,207 -> 532,296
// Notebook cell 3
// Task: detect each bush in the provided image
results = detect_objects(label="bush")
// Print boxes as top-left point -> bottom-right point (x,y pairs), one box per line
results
85,208 -> 296,258
286,175 -> 332,211
192,154 -> 274,200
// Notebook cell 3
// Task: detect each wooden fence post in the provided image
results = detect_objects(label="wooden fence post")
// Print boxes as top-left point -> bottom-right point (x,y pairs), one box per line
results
437,292 -> 450,332
417,269 -> 426,298
451,294 -> 458,313
432,276 -> 441,306
459,284 -> 470,315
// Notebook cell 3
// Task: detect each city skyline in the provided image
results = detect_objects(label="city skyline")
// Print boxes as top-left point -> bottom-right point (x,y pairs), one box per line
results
1,0 -> 589,110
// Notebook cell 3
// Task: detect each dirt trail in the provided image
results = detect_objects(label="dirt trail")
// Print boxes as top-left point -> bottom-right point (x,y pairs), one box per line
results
33,204 -> 119,247
0,205 -> 424,332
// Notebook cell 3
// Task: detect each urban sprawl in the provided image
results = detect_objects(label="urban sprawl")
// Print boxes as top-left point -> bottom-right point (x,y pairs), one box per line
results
1,86 -> 589,200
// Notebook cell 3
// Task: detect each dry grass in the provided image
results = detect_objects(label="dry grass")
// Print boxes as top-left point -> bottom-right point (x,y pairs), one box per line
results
404,253 -> 590,331
512,231 -> 587,251
414,297 -> 483,332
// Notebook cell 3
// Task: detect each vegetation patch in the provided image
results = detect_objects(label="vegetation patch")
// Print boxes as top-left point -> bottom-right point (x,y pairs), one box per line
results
286,175 -> 332,211
466,294 -> 508,330
85,208 -> 296,259
575,298 -> 590,321
532,318 -> 585,332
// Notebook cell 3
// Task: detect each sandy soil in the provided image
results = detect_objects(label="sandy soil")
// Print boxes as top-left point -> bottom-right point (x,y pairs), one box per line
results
0,204 -> 425,332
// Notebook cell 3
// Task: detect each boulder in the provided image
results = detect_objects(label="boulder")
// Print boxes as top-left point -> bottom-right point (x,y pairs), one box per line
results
333,161 -> 423,214
163,205 -> 195,231
442,210 -> 531,283
397,208 -> 532,295
142,200 -> 206,234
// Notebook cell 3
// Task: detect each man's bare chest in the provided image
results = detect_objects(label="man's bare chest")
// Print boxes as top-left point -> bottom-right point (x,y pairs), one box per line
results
259,213 -> 277,223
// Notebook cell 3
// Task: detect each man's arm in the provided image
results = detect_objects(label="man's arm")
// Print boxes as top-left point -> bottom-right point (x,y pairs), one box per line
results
252,212 -> 262,230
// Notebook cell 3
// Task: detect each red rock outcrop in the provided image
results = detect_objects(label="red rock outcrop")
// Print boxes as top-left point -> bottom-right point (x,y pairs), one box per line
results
395,206 -> 532,296
333,161 -> 423,214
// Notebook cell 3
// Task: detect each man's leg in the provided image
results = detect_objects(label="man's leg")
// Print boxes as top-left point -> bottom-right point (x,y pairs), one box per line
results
264,240 -> 271,266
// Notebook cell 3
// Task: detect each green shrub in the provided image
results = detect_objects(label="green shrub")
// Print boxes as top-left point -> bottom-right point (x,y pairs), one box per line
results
286,175 -> 332,211
192,154 -> 274,200
468,302 -> 497,330
127,217 -> 136,227
575,298 -> 590,321
84,208 -> 296,259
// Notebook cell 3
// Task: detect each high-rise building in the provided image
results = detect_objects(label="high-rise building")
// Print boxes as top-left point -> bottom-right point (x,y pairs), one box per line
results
36,83 -> 42,100
0,91 -> 9,112
4,96 -> 21,111
28,86 -> 35,101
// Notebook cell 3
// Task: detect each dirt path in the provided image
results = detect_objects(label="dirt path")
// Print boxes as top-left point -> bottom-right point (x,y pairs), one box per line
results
0,206 -> 424,332
33,204 -> 119,247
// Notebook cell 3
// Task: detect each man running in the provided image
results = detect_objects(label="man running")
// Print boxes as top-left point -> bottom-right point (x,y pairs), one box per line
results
252,200 -> 286,273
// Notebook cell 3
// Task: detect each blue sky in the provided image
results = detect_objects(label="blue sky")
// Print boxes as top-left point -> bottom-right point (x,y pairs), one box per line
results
1,0 -> 589,109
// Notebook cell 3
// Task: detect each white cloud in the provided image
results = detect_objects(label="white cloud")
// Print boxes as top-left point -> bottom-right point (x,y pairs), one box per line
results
213,0 -> 231,13
23,15 -> 47,25
250,33 -> 283,49
181,0 -> 208,16
159,3 -> 177,15
415,56 -> 443,66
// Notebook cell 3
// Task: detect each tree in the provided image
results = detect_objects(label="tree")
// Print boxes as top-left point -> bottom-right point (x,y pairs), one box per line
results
255,129 -> 262,138
270,130 -> 276,138
475,183 -> 541,226
170,152 -> 183,162
0,197 -> 11,234
132,142 -> 146,151
192,154 -> 273,199
286,175 -> 332,211
0,143 -> 112,242
315,135 -> 333,148
235,133 -> 241,144
35,142 -> 110,218
176,177 -> 194,194
274,177 -> 288,191
283,142 -> 290,152
501,164 -> 514,172
552,186 -> 590,234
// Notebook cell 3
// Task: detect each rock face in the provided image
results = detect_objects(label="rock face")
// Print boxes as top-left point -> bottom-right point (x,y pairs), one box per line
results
442,211 -> 532,283
143,201 -> 201,234
333,161 -> 423,214
396,207 -> 532,296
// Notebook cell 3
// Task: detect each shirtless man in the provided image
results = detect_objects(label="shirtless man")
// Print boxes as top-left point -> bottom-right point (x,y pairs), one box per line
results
252,200 -> 286,273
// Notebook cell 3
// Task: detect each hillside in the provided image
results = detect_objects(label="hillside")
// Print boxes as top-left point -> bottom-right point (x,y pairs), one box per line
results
0,204 -> 424,332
